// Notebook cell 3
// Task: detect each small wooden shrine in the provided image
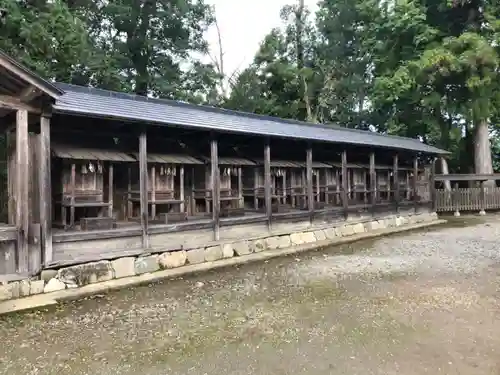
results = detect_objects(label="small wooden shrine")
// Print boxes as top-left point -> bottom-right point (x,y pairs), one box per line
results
52,145 -> 135,230
128,153 -> 203,223
192,157 -> 255,217
242,160 -> 304,212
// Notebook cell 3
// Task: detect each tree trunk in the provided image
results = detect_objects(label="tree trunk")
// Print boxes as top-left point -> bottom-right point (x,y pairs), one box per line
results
295,0 -> 314,123
474,119 -> 494,187
440,157 -> 451,191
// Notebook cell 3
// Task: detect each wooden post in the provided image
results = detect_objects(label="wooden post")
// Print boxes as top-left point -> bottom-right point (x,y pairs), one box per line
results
369,152 -> 376,215
39,114 -> 52,266
453,182 -> 460,216
341,150 -> 348,219
210,138 -> 220,240
237,166 -> 243,208
180,165 -> 185,212
393,154 -> 399,213
413,157 -> 418,213
282,170 -> 287,204
70,163 -> 76,228
430,157 -> 437,212
306,146 -> 314,220
151,165 -> 156,220
15,110 -> 29,272
127,166 -> 132,220
479,181 -> 486,215
264,140 -> 272,229
139,132 -> 149,248
315,171 -> 320,203
253,168 -> 259,209
108,163 -> 114,218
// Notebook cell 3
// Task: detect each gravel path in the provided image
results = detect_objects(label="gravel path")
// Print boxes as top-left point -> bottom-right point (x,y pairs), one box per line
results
1,216 -> 500,375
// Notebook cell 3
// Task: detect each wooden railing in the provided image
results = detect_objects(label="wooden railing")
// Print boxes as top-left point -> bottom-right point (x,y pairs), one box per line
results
436,187 -> 500,212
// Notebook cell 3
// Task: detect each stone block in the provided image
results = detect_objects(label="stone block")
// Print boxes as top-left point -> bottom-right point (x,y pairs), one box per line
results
58,261 -> 114,286
233,241 -> 252,256
0,282 -> 19,300
40,269 -> 57,282
251,239 -> 267,253
352,223 -> 365,234
44,278 -> 66,293
277,235 -> 291,249
187,248 -> 205,264
290,232 -> 304,245
324,228 -> 336,240
340,225 -> 355,237
364,221 -> 378,231
204,246 -> 223,262
334,227 -> 343,237
302,232 -> 317,243
395,217 -> 404,227
386,217 -> 397,227
29,280 -> 45,295
19,280 -> 31,297
265,236 -> 280,250
158,251 -> 187,269
314,230 -> 327,241
111,257 -> 136,279
134,256 -> 159,275
222,244 -> 234,259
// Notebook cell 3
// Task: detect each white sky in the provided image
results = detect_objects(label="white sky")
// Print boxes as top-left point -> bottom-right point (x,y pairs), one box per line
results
204,0 -> 318,77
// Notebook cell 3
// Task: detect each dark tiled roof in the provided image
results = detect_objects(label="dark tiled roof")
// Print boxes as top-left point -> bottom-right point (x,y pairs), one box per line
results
53,83 -> 447,155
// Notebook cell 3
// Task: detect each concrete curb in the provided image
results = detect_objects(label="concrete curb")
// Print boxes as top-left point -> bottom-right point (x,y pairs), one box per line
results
0,219 -> 446,316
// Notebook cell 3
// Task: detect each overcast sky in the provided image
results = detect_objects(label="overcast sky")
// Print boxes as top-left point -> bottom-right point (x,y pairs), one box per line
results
204,0 -> 318,76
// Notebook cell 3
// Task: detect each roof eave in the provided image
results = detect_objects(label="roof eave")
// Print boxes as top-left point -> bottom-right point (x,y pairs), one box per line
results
0,50 -> 64,99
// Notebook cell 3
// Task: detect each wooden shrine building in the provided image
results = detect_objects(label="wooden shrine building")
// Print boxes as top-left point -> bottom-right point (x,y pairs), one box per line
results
0,50 -> 447,280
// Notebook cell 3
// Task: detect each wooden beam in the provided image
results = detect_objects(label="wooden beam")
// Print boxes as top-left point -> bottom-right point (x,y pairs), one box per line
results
16,109 -> 29,272
434,173 -> 500,182
306,146 -> 314,221
393,154 -> 399,212
264,140 -> 272,229
341,150 -> 348,219
39,114 -> 52,265
0,95 -> 41,113
139,131 -> 149,248
369,152 -> 376,214
210,137 -> 220,240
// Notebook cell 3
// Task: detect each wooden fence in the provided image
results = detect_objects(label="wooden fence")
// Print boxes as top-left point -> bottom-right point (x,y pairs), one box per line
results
435,187 -> 500,212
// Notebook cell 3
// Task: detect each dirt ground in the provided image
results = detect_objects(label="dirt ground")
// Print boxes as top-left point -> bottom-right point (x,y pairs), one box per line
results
1,216 -> 500,375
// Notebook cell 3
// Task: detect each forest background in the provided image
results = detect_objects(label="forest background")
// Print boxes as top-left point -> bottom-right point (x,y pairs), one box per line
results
0,0 -> 499,178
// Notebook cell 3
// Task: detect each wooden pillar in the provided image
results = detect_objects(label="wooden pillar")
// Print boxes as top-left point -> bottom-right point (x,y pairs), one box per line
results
15,110 -> 29,272
430,157 -> 437,212
264,140 -> 272,230
369,152 -> 376,215
341,150 -> 348,219
393,154 -> 399,212
237,166 -> 243,208
413,157 -> 418,213
70,163 -> 76,227
151,165 -> 156,219
139,132 -> 149,248
39,114 -> 52,266
108,163 -> 114,218
127,166 -> 132,220
210,138 -> 220,240
306,146 -> 314,220
180,165 -> 185,212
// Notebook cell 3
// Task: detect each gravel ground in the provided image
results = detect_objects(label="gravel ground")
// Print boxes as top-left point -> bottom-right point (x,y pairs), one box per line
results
1,216 -> 500,375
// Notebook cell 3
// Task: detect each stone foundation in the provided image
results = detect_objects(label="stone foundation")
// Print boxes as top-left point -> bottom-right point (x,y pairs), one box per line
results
0,212 -> 439,302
